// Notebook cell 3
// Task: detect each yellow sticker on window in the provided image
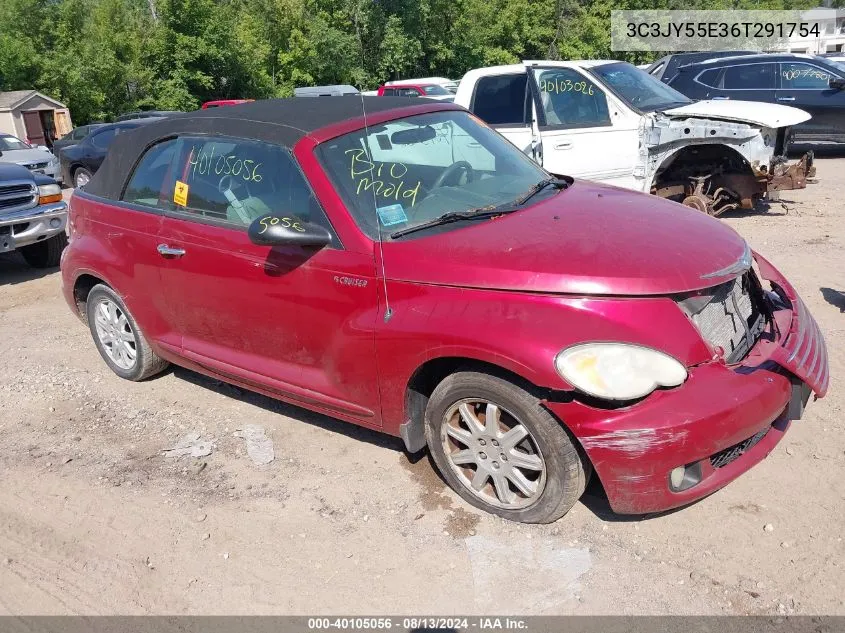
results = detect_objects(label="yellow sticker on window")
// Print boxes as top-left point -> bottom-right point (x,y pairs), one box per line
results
173,180 -> 189,207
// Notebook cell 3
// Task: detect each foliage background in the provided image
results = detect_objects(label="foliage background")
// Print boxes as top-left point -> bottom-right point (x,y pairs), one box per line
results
0,0 -> 829,124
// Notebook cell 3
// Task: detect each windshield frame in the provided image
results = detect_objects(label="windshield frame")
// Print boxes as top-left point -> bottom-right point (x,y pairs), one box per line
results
313,109 -> 551,242
586,61 -> 693,114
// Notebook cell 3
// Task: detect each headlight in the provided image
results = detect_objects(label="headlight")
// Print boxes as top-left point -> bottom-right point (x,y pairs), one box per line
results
554,343 -> 687,401
38,183 -> 63,204
49,155 -> 59,166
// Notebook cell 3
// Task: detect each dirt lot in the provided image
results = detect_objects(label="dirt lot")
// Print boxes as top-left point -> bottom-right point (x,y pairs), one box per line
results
0,159 -> 843,616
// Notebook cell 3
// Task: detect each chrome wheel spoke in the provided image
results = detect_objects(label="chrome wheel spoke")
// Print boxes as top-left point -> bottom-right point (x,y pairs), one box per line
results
492,474 -> 516,504
118,329 -> 135,342
458,403 -> 484,435
507,449 -> 543,471
450,449 -> 476,466
499,424 -> 529,451
470,468 -> 489,491
507,469 -> 538,497
445,424 -> 473,447
484,403 -> 500,434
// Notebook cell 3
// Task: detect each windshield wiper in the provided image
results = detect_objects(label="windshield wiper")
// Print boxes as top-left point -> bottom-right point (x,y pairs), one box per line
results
389,206 -> 519,239
515,177 -> 570,206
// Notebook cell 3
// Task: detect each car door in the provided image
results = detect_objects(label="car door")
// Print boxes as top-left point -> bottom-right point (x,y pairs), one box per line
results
528,64 -> 638,188
154,135 -> 382,425
777,61 -> 845,142
707,62 -> 777,104
467,72 -> 538,161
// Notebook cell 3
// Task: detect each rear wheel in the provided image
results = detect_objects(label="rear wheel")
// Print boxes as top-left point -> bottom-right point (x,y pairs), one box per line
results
85,284 -> 169,381
20,233 -> 67,268
424,371 -> 589,523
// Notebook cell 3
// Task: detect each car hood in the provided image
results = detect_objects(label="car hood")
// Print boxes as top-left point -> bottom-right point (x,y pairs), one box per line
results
380,181 -> 749,296
662,100 -> 811,128
0,148 -> 55,164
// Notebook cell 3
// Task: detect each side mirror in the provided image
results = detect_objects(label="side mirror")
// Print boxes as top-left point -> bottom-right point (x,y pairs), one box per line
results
248,214 -> 332,248
829,77 -> 845,90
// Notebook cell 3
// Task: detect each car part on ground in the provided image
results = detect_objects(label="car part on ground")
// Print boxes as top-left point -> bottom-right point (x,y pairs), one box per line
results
454,59 -> 816,212
60,97 -> 827,523
0,163 -> 67,268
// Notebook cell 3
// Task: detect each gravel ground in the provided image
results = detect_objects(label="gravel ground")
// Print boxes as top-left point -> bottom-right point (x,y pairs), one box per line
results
0,158 -> 842,615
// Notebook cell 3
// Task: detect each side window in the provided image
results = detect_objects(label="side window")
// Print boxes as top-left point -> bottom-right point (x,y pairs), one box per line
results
696,68 -> 722,88
167,136 -> 337,241
533,68 -> 610,128
91,129 -> 116,149
722,64 -> 776,90
122,139 -> 178,209
397,88 -> 419,97
382,88 -> 396,96
470,74 -> 530,126
781,63 -> 835,89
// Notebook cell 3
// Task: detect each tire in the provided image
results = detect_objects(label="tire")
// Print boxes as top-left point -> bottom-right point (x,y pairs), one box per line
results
73,167 -> 92,188
425,371 -> 590,524
20,233 -> 68,268
85,284 -> 169,381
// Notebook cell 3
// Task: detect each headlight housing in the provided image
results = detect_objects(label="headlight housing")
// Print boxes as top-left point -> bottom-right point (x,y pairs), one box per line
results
49,155 -> 60,166
555,343 -> 687,401
38,183 -> 63,204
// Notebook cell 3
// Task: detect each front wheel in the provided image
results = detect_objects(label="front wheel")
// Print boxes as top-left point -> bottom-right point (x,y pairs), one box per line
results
20,233 -> 67,268
424,371 -> 589,523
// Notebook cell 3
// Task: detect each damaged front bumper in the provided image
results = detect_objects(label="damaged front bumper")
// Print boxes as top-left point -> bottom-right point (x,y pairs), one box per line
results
544,253 -> 828,515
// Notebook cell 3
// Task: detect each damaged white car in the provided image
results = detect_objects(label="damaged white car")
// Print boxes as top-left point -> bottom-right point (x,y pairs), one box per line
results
454,60 -> 814,215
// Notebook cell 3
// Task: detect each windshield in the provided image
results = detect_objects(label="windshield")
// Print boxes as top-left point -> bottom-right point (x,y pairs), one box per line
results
316,111 -> 549,240
422,85 -> 450,95
589,62 -> 693,112
0,135 -> 32,151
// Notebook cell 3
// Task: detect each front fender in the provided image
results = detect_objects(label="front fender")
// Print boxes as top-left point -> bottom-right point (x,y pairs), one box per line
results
376,280 -> 711,435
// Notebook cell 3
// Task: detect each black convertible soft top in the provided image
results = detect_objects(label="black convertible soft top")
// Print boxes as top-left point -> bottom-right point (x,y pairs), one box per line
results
85,97 -> 448,200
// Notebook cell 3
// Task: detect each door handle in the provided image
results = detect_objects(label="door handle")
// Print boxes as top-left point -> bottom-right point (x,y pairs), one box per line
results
554,141 -> 573,150
777,96 -> 796,102
157,244 -> 186,257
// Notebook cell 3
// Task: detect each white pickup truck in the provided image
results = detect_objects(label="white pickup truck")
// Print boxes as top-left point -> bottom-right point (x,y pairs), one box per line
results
453,60 -> 815,215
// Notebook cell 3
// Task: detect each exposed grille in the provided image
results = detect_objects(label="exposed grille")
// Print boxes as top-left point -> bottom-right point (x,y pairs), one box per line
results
710,426 -> 770,468
688,274 -> 765,363
0,182 -> 37,212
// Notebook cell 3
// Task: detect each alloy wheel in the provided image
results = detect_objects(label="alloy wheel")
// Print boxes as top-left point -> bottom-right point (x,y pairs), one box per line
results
93,298 -> 137,370
440,398 -> 547,509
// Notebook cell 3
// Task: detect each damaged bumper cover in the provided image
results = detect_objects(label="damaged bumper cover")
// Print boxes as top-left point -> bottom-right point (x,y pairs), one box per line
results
543,253 -> 828,515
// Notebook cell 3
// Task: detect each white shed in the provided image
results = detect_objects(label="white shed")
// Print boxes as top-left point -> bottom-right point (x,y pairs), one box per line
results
0,90 -> 73,149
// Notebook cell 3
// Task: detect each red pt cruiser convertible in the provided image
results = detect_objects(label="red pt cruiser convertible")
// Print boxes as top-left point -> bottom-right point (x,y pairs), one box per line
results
61,98 -> 828,523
